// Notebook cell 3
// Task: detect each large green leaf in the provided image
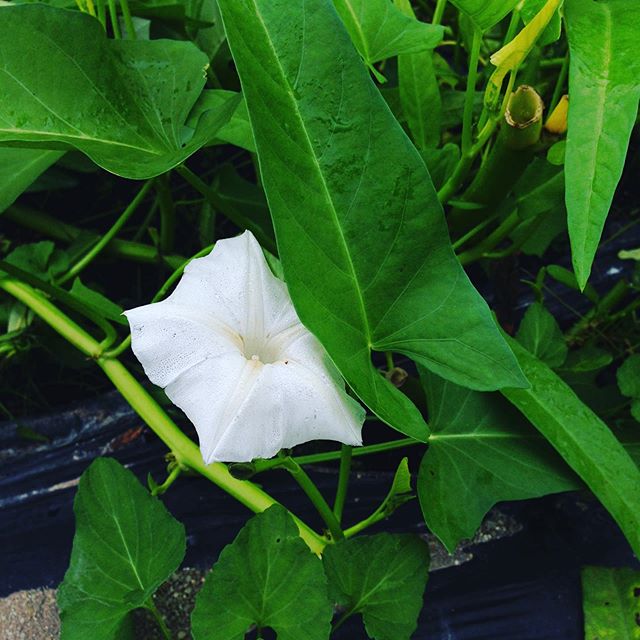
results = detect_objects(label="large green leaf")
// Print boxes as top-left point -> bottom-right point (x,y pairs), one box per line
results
582,566 -> 640,640
217,0 -> 525,441
501,336 -> 640,558
332,0 -> 443,72
449,0 -> 519,31
0,148 -> 64,213
564,0 -> 640,289
0,5 -> 238,179
395,0 -> 441,149
419,370 -> 579,552
57,458 -> 186,640
323,533 -> 429,640
191,505 -> 332,640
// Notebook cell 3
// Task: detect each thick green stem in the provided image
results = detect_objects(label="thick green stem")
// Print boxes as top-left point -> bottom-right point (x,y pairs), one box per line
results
0,278 -> 325,554
0,261 -> 117,350
58,181 -> 153,285
449,85 -> 543,235
282,458 -> 344,541
333,445 -> 352,523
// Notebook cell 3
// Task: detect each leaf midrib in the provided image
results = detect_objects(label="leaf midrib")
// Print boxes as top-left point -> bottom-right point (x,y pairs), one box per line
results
248,0 -> 373,348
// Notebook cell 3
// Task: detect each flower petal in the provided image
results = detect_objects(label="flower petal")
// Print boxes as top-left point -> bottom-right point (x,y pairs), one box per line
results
124,302 -> 242,387
163,352 -> 262,464
165,231 -> 299,346
211,360 -> 364,463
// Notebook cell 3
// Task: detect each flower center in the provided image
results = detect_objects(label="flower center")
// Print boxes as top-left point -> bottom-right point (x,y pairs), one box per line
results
242,340 -> 282,365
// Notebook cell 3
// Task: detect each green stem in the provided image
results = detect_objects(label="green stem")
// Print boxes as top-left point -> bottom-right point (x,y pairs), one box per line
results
58,181 -> 153,285
548,52 -> 569,113
462,27 -> 482,154
384,351 -> 395,372
255,437 -> 420,472
145,599 -> 172,640
106,0 -> 121,38
96,0 -> 107,29
457,210 -> 521,265
150,464 -> 182,497
119,0 -> 136,38
451,212 -> 499,250
432,0 -> 447,24
5,206 -> 184,269
566,280 -> 629,342
176,164 -> 262,242
0,278 -> 326,554
437,118 -> 495,203
103,335 -> 131,358
333,445 -> 352,523
156,174 -> 176,255
281,458 -> 344,541
0,260 -> 117,351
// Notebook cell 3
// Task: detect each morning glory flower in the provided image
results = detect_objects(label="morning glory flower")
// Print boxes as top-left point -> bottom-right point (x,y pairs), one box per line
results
125,231 -> 364,464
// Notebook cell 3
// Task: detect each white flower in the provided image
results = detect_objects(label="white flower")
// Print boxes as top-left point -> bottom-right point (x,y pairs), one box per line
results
124,231 -> 364,463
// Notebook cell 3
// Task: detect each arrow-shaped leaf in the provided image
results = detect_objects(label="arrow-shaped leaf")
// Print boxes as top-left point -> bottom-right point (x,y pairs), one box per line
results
217,0 -> 525,440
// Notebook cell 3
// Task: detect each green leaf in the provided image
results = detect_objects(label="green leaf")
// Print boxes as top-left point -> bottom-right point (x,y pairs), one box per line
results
581,566 -> 640,640
185,0 -> 227,60
69,278 -> 127,325
560,345 -> 612,373
516,302 -> 567,368
419,370 -> 579,551
323,533 -> 429,640
545,264 -> 600,304
0,148 -> 64,213
564,0 -> 640,289
617,355 -> 640,399
332,0 -> 443,70
57,458 -> 186,640
201,90 -> 255,151
0,5 -> 238,179
394,0 -> 441,149
448,0 -> 519,31
217,0 -> 526,441
501,335 -> 640,558
508,158 -> 567,256
191,505 -> 332,640
4,240 -> 68,282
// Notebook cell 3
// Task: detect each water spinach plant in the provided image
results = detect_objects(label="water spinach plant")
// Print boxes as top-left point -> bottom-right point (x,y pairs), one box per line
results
1,0 -> 639,637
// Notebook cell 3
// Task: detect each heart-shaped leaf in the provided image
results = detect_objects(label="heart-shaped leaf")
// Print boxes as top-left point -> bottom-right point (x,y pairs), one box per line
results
57,458 -> 186,640
0,5 -> 238,179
